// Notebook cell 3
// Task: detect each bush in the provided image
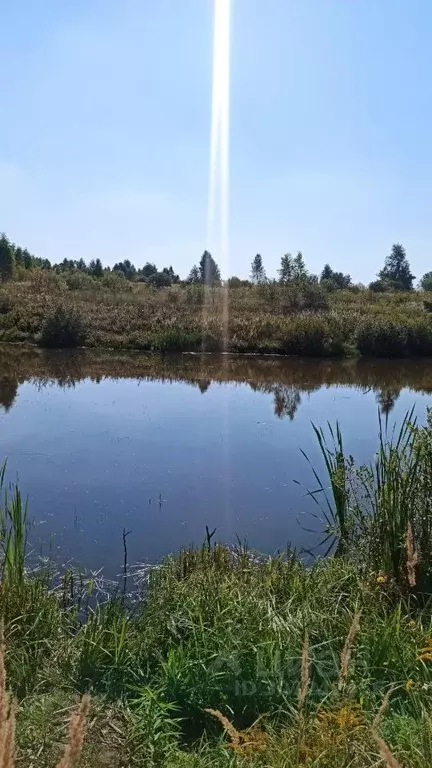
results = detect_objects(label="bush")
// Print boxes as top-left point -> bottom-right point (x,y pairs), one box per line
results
0,292 -> 13,314
28,269 -> 67,294
368,280 -> 389,293
65,271 -> 99,291
101,272 -> 132,293
356,317 -> 432,357
39,305 -> 87,348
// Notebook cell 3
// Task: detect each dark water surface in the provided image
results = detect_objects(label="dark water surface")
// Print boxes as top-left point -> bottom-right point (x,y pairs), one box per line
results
0,345 -> 431,575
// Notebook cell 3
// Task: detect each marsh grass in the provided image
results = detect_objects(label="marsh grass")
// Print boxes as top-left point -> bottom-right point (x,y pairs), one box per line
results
305,408 -> 432,590
2,277 -> 432,355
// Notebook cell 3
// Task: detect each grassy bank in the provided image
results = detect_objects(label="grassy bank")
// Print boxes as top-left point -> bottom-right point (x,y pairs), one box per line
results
1,274 -> 432,356
1,414 -> 432,765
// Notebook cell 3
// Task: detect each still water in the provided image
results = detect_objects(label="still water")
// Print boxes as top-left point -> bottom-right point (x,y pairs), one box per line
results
0,345 -> 431,575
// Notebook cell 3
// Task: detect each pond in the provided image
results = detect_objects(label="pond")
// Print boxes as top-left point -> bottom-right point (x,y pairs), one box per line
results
0,345 -> 431,576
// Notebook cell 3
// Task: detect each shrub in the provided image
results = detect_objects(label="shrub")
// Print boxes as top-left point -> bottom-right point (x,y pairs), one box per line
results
0,291 -> 13,314
101,272 -> 132,293
65,271 -> 99,291
39,305 -> 87,348
357,318 -> 409,357
28,268 -> 67,294
369,280 -> 389,293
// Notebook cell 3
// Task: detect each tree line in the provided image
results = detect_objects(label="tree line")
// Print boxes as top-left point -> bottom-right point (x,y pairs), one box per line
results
1,231 -> 432,291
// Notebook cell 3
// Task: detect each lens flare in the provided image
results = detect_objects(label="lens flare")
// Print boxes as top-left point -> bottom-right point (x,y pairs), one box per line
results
207,0 -> 232,535
207,0 -> 231,285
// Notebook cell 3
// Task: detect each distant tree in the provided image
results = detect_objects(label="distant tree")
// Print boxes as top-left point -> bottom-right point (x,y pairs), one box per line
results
420,272 -> 432,292
320,264 -> 351,290
186,265 -> 201,284
89,258 -> 103,278
138,263 -> 158,282
227,276 -> 245,287
250,254 -> 266,284
162,266 -> 180,285
333,271 -> 352,289
321,264 -> 334,281
76,258 -> 87,271
56,258 -> 76,272
379,243 -> 415,290
278,253 -> 294,283
14,247 -> 24,268
199,251 -> 221,286
22,249 -> 33,269
113,259 -> 136,281
0,234 -> 14,282
292,251 -> 307,281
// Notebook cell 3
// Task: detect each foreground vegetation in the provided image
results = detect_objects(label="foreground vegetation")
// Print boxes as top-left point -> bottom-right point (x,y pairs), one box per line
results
2,414 -> 432,765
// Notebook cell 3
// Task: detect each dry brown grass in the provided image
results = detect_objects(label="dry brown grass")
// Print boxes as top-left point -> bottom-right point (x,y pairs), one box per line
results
338,612 -> 361,693
372,690 -> 401,768
298,631 -> 310,712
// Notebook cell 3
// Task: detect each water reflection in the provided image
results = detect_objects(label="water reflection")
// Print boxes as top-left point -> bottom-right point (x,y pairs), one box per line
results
1,344 -> 432,570
1,345 -> 432,419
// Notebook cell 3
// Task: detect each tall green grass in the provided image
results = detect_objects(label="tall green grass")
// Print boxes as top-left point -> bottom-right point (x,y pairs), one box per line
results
309,408 -> 432,590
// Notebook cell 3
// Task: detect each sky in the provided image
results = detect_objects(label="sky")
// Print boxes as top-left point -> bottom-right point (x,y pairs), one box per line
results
1,0 -> 432,282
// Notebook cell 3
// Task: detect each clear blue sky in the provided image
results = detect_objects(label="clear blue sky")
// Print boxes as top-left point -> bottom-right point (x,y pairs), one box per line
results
1,0 -> 432,282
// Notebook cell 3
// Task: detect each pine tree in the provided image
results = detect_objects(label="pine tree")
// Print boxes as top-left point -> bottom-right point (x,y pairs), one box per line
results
199,251 -> 221,286
321,264 -> 333,281
0,234 -> 14,282
250,254 -> 266,284
22,249 -> 33,269
278,253 -> 294,283
379,244 -> 415,290
292,251 -> 307,281
89,258 -> 104,278
187,265 -> 201,284
14,247 -> 24,268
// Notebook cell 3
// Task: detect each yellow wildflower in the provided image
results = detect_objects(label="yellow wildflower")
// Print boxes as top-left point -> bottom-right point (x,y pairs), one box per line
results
408,620 -> 416,629
376,576 -> 386,584
405,679 -> 414,692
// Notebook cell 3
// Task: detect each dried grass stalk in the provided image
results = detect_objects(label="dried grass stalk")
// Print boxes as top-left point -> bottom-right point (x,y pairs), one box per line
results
297,631 -> 310,711
0,620 -> 15,768
406,522 -> 418,588
338,611 -> 361,693
372,690 -> 401,768
373,735 -> 402,768
204,708 -> 240,747
372,689 -> 392,733
56,695 -> 91,768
